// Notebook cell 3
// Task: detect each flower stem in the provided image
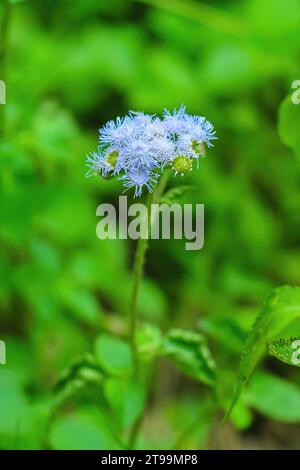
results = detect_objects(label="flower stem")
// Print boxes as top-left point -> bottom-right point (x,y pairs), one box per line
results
129,191 -> 153,373
128,169 -> 170,446
129,170 -> 170,373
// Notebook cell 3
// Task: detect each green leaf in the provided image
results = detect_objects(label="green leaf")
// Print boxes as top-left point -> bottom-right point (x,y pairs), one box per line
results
55,354 -> 102,392
246,372 -> 300,423
268,337 -> 300,367
278,96 -> 300,157
225,286 -> 300,421
49,407 -> 120,450
160,185 -> 197,204
52,354 -> 103,411
104,378 -> 145,429
162,329 -> 216,386
200,317 -> 247,353
95,334 -> 133,377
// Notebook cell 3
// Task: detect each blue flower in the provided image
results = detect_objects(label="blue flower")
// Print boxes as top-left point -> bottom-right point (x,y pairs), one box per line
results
86,107 -> 216,197
152,136 -> 175,166
162,105 -> 188,135
120,167 -> 157,198
99,115 -> 135,148
85,150 -> 112,177
118,134 -> 158,172
183,114 -> 217,149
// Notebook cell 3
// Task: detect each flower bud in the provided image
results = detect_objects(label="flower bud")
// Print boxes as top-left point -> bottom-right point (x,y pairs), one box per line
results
105,150 -> 119,167
172,155 -> 192,175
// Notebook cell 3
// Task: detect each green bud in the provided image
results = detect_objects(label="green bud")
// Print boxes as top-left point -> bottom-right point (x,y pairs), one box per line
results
105,150 -> 119,167
172,155 -> 192,175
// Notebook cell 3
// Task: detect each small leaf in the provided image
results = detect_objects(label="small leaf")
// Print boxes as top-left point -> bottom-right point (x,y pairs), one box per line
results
268,337 -> 300,367
162,329 -> 216,386
278,96 -> 300,157
160,185 -> 197,204
246,372 -> 300,423
225,286 -> 300,420
95,334 -> 133,377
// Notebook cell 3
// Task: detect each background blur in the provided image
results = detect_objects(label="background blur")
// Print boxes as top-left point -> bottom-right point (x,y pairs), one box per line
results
0,0 -> 300,450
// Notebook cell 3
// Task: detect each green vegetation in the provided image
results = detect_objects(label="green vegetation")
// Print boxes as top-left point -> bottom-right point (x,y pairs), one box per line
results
0,0 -> 300,450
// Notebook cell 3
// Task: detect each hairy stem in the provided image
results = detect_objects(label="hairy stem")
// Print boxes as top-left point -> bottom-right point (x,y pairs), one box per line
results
129,170 -> 170,373
129,190 -> 154,373
128,169 -> 170,446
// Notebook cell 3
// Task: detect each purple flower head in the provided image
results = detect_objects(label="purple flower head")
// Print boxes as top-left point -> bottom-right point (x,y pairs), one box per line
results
162,105 -> 188,135
86,107 -> 216,196
120,167 -> 157,198
183,114 -> 217,149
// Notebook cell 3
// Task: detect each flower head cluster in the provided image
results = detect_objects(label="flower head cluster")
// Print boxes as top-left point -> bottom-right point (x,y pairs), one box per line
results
86,105 -> 216,197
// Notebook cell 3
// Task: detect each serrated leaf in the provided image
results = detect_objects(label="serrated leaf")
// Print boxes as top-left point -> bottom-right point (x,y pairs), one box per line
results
162,329 -> 216,386
225,286 -> 300,421
52,354 -> 103,410
160,185 -> 197,204
55,354 -> 102,393
278,96 -> 300,157
268,337 -> 300,366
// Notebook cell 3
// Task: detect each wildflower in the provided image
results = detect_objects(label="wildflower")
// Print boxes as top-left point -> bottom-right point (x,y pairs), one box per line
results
183,114 -> 216,149
86,107 -> 216,197
120,167 -> 157,198
85,151 -> 111,178
163,104 -> 188,135
121,135 -> 158,171
99,115 -> 135,147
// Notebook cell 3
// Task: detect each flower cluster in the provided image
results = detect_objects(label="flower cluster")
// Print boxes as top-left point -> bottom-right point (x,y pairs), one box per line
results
86,105 -> 216,197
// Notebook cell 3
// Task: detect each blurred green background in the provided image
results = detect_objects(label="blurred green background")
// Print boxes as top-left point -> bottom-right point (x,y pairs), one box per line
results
0,0 -> 300,450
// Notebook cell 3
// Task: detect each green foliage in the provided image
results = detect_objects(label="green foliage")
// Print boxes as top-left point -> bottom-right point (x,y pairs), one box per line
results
278,96 -> 300,157
246,372 -> 300,423
137,323 -> 163,361
268,337 -> 300,366
95,335 -> 133,377
162,329 -> 216,386
104,378 -> 146,429
1,0 -> 300,450
226,286 -> 300,419
49,407 -> 121,450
